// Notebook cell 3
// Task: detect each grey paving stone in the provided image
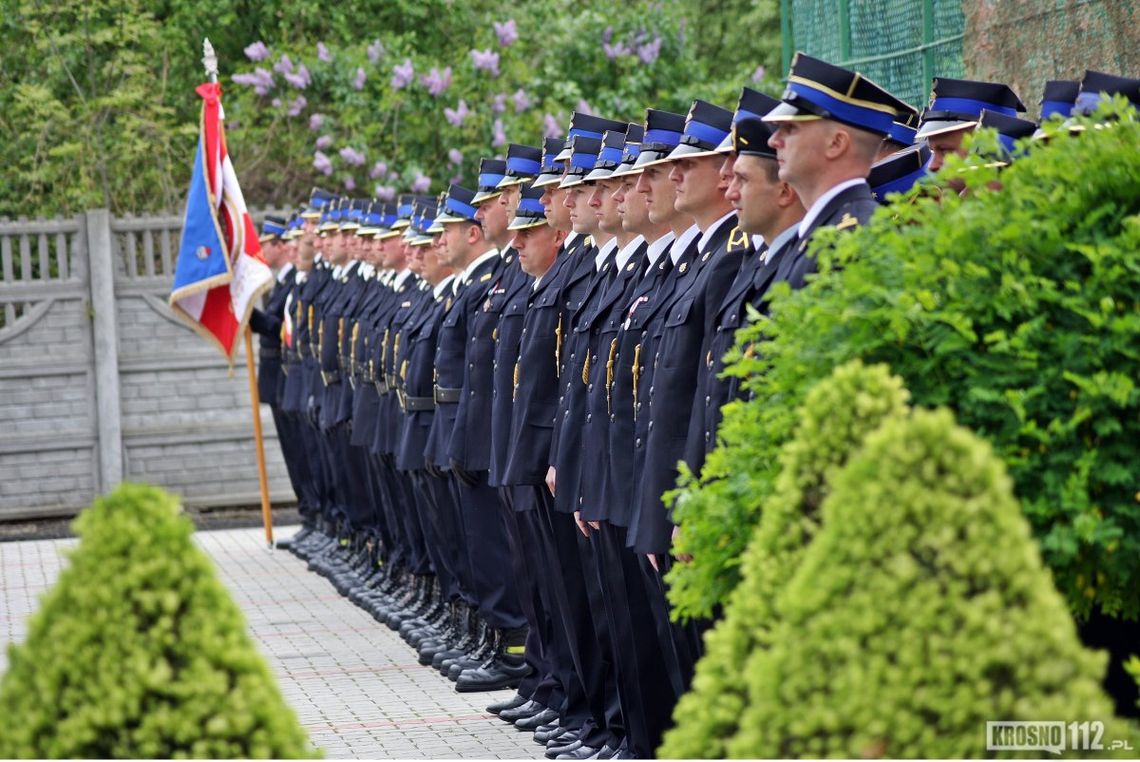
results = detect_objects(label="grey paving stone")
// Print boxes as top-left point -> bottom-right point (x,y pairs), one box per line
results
1,527 -> 540,759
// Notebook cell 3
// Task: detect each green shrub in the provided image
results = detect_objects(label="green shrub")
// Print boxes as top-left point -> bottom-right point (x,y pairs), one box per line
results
726,409 -> 1137,758
0,484 -> 318,759
668,101 -> 1140,623
661,361 -> 910,758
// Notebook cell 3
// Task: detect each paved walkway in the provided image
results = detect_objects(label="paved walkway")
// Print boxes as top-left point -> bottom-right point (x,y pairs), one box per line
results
0,527 -> 540,759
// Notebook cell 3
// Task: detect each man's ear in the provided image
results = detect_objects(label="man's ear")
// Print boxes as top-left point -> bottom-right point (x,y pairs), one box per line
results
554,229 -> 568,247
825,125 -> 850,160
466,223 -> 483,245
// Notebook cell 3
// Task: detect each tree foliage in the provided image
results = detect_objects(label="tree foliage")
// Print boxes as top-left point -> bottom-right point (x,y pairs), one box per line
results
0,483 -> 317,759
0,0 -> 781,217
667,102 -> 1140,624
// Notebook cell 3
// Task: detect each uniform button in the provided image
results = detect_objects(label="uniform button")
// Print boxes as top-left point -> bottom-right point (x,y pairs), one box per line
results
610,414 -> 615,421
470,390 -> 475,396
635,438 -> 641,447
588,383 -> 593,392
586,414 -> 592,422
648,421 -> 654,431
705,395 -> 711,406
705,431 -> 711,442
729,314 -> 737,321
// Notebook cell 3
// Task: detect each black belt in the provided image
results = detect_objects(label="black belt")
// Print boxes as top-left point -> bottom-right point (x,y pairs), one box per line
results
320,369 -> 341,386
402,395 -> 435,412
433,385 -> 462,404
374,379 -> 390,395
259,347 -> 281,359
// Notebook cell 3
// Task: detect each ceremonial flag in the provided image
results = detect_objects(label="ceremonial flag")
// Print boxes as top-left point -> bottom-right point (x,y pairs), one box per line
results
169,81 -> 273,359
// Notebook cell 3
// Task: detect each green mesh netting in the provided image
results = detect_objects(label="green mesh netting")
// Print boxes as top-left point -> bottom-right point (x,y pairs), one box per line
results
965,0 -> 1139,118
783,0 -> 965,108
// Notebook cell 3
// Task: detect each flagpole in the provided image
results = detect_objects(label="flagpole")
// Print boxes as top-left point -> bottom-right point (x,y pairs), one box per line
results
203,37 -> 275,550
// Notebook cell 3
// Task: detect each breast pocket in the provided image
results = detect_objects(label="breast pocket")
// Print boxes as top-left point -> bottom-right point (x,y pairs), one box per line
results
664,295 -> 695,329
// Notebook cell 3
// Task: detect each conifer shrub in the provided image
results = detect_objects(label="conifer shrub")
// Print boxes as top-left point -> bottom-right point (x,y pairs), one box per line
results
667,101 -> 1140,623
0,484 -> 318,759
661,361 -> 910,759
725,409 -> 1137,758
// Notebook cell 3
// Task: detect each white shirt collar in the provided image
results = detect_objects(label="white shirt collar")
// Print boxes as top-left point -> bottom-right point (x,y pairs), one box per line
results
332,264 -> 343,278
670,224 -> 701,265
276,262 -> 294,283
294,269 -> 308,284
763,223 -> 799,265
799,178 -> 868,238
564,231 -> 580,250
359,262 -> 374,279
697,211 -> 736,254
750,234 -> 765,252
460,247 -> 500,284
433,274 -> 455,300
615,235 -> 645,270
393,268 -> 413,288
645,232 -> 674,268
594,238 -> 619,271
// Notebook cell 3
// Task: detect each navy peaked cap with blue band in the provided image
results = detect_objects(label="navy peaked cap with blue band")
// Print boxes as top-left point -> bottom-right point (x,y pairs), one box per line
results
873,86 -> 920,146
435,184 -> 481,224
559,136 -> 603,188
869,143 -> 931,202
555,112 -> 628,161
611,132 -> 646,178
717,88 -> 782,153
259,215 -> 287,240
508,183 -> 549,230
978,110 -> 1038,164
633,109 -> 687,168
916,77 -> 1025,139
584,131 -> 629,181
731,116 -> 778,160
497,144 -> 544,188
763,52 -> 901,137
1041,80 -> 1080,120
472,158 -> 508,203
533,136 -> 569,189
1074,70 -> 1140,114
665,99 -> 734,160
626,123 -> 645,143
302,187 -> 336,218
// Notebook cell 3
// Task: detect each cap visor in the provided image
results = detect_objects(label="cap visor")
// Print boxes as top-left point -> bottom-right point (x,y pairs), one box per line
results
434,212 -> 470,224
471,189 -> 503,204
300,210 -> 322,219
761,101 -> 822,124
531,172 -> 564,188
507,216 -> 547,231
554,147 -> 573,162
714,134 -> 733,154
609,163 -> 643,179
915,119 -> 977,139
583,166 -> 615,182
495,175 -> 526,189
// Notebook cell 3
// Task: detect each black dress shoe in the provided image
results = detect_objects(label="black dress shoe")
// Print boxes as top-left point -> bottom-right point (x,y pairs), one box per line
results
486,692 -> 528,715
546,739 -> 583,759
546,727 -> 582,749
515,706 -> 559,731
556,743 -> 599,760
533,721 -> 562,744
497,699 -> 545,722
592,743 -> 620,759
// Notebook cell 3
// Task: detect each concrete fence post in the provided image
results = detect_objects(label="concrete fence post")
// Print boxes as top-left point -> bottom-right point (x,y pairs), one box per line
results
85,208 -> 124,493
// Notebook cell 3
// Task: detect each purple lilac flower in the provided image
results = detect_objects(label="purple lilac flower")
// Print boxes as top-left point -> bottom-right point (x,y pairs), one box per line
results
354,67 -> 367,90
367,39 -> 385,64
543,113 -> 562,138
232,67 -> 274,96
576,99 -> 594,116
316,135 -> 333,150
284,63 -> 311,89
369,161 -> 388,179
273,54 -> 293,75
492,118 -> 507,148
420,66 -> 452,97
449,173 -> 464,185
494,19 -> 518,47
339,146 -> 366,166
286,95 -> 307,117
317,42 -> 332,63
512,88 -> 532,113
343,175 -> 356,191
309,113 -> 325,131
751,65 -> 767,83
313,151 -> 333,175
604,41 -> 633,59
411,173 -> 431,193
243,41 -> 269,62
271,97 -> 282,108
448,148 -> 463,165
391,58 -> 414,90
637,36 -> 662,65
601,26 -> 614,44
470,48 -> 500,77
491,93 -> 506,114
444,99 -> 470,128
387,170 -> 399,181
374,185 -> 396,201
